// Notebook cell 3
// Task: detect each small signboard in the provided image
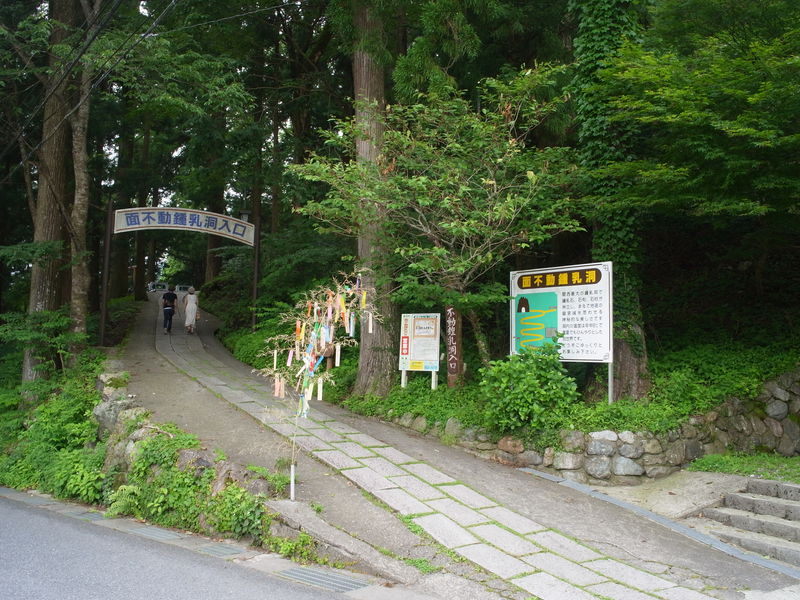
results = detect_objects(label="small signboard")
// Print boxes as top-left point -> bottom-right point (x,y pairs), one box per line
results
114,207 -> 255,246
510,261 -> 613,363
399,313 -> 440,371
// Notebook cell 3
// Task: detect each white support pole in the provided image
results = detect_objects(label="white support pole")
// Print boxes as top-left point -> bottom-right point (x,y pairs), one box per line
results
290,464 -> 296,501
431,371 -> 438,390
401,370 -> 408,388
608,362 -> 614,405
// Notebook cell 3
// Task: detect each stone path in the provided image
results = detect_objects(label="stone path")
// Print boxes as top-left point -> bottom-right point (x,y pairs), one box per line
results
154,318 -> 727,600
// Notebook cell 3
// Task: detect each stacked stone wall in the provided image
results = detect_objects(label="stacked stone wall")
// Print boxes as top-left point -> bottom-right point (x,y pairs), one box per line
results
391,367 -> 800,485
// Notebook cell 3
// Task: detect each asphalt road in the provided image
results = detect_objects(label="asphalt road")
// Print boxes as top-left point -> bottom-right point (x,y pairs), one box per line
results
0,498 -> 341,600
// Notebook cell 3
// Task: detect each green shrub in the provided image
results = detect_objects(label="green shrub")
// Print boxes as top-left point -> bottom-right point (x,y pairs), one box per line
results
479,344 -> 579,434
344,374 -> 486,429
0,354 -> 104,493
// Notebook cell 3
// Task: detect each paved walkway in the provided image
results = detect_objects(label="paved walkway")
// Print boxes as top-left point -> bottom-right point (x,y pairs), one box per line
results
143,296 -> 799,599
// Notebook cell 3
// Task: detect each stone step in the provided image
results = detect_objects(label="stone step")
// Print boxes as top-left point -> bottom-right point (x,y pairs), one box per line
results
703,506 -> 800,543
747,479 -> 800,501
706,521 -> 800,568
725,492 -> 800,521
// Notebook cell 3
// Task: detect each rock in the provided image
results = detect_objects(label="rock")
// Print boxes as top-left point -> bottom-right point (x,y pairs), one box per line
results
560,470 -> 588,484
732,415 -> 752,434
492,450 -> 518,466
476,431 -> 491,442
497,436 -> 525,454
553,452 -> 583,470
542,447 -> 555,467
685,439 -> 704,462
410,416 -> 428,433
680,423 -> 698,439
444,417 -> 463,439
618,442 -> 644,459
665,441 -> 686,465
765,381 -> 791,402
476,442 -> 496,450
584,456 -> 611,479
399,413 -> 415,428
714,430 -> 731,449
782,417 -> 800,442
765,417 -> 784,438
176,448 -> 215,476
560,430 -> 586,452
589,430 -> 618,442
460,427 -> 478,442
766,400 -> 789,420
777,435 -> 797,457
93,394 -> 138,437
618,431 -> 636,444
750,417 -> 767,435
641,453 -> 667,466
586,439 -> 616,456
645,465 -> 678,479
703,440 -> 727,456
517,450 -> 543,466
611,456 -> 644,476
643,438 -> 663,454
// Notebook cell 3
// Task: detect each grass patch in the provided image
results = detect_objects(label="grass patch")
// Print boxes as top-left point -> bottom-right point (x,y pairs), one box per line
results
688,453 -> 800,483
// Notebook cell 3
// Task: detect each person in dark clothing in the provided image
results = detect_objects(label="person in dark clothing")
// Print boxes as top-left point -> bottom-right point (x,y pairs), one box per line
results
162,285 -> 178,334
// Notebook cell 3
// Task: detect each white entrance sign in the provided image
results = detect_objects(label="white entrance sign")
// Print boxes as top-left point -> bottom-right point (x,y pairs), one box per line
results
510,261 -> 613,363
399,313 -> 441,371
114,207 -> 255,246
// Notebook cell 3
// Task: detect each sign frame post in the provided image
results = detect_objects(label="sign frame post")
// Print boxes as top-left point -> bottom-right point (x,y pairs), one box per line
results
509,261 -> 614,403
399,313 -> 441,390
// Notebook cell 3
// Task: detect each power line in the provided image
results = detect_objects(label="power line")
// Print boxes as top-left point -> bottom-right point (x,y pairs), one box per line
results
2,0 -> 180,183
0,0 -> 126,166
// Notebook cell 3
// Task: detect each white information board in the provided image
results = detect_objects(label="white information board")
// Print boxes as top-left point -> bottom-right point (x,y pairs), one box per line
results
399,313 -> 440,371
510,262 -> 613,363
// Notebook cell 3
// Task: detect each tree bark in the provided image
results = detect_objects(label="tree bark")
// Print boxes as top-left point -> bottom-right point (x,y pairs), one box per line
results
22,0 -> 78,384
133,122 -> 151,301
351,1 -> 397,398
67,63 -> 93,356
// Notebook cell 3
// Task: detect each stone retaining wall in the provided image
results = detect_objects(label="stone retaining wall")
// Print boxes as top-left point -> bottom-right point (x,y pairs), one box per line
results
390,367 -> 800,486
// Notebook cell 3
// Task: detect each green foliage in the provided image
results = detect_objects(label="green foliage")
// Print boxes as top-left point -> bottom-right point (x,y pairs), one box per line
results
248,464 -> 291,495
479,344 -> 579,433
0,309 -> 88,377
268,532 -> 319,563
0,353 -> 105,498
293,73 -> 579,314
129,425 -> 200,480
403,557 -> 441,574
206,483 -> 270,541
688,453 -> 800,484
344,375 -> 486,430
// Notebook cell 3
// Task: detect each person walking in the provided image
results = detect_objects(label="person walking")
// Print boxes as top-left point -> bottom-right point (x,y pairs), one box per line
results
162,284 -> 178,334
183,287 -> 199,334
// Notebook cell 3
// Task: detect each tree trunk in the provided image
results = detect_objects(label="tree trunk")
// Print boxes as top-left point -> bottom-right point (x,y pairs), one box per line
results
133,123 -> 151,301
67,62 -> 93,357
22,0 -> 77,385
351,1 -> 397,398
465,309 -> 491,368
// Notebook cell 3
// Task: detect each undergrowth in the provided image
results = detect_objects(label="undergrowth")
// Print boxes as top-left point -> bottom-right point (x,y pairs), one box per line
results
688,453 -> 800,483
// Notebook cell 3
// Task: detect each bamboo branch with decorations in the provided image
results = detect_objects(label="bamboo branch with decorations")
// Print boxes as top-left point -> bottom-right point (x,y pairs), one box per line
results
258,272 -> 379,417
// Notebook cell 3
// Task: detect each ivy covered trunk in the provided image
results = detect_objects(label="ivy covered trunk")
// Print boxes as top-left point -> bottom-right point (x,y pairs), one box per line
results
572,0 -> 651,399
351,1 -> 397,398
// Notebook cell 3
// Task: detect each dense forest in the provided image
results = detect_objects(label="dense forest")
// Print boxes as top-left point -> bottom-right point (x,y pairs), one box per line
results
1,0 -> 799,428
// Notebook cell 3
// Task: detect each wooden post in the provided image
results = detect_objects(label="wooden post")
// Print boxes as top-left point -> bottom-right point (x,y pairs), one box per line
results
445,306 -> 462,387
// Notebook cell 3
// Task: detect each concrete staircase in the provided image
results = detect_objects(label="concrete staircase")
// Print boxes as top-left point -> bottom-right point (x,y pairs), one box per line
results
700,479 -> 800,567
